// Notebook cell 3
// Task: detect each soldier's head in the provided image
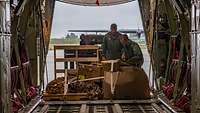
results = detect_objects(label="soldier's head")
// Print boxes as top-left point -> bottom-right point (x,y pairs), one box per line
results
110,23 -> 117,33
120,34 -> 129,45
80,34 -> 85,39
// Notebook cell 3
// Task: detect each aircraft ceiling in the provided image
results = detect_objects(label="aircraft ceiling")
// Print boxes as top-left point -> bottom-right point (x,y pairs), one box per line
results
57,0 -> 135,6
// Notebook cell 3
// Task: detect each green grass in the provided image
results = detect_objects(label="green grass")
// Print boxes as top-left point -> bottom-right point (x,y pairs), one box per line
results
50,38 -> 80,44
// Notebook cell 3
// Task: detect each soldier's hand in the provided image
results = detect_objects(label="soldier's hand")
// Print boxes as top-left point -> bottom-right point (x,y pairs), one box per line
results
119,60 -> 129,66
121,53 -> 126,61
102,56 -> 106,61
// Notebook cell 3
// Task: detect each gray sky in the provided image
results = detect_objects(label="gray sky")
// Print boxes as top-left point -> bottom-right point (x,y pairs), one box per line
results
51,0 -> 143,38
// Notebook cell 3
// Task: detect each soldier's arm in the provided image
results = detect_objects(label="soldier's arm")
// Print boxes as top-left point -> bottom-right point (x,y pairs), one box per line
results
102,36 -> 107,58
127,43 -> 144,66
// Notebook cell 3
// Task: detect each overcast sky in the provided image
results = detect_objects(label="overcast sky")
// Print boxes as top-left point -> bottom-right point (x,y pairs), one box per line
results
51,0 -> 143,38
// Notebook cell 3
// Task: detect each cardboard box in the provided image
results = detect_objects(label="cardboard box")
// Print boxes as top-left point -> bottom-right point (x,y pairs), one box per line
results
103,66 -> 151,99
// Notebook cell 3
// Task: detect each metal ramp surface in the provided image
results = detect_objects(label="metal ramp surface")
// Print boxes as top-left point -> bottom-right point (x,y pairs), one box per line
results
28,99 -> 185,113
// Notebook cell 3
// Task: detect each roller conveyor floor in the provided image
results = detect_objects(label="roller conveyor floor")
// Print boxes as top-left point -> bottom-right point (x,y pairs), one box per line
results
22,97 -> 185,113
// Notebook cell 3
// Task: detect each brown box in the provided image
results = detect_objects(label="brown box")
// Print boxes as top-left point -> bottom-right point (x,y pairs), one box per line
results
103,66 -> 151,99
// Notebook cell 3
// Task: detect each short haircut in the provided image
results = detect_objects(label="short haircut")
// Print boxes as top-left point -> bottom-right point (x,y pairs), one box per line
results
122,34 -> 129,39
110,23 -> 117,29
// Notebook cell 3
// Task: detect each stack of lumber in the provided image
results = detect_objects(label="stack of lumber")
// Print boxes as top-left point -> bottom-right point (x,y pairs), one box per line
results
78,63 -> 103,78
45,63 -> 121,100
45,77 -> 103,99
78,62 -> 120,79
46,77 -> 64,94
69,80 -> 103,99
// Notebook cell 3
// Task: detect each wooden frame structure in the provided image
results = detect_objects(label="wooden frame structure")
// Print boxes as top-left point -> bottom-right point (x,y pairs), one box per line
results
42,45 -> 101,101
54,45 -> 100,79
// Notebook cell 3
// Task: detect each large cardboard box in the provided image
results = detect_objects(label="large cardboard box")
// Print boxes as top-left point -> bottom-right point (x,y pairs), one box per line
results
103,66 -> 151,99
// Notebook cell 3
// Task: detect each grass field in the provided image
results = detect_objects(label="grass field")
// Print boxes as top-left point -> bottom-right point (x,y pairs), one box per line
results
49,37 -> 147,50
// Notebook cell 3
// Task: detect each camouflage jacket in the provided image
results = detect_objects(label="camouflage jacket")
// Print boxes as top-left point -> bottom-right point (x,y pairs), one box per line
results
121,40 -> 144,67
102,32 -> 122,60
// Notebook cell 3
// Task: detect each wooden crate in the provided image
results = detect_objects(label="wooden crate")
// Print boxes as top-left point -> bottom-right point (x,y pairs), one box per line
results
54,45 -> 100,80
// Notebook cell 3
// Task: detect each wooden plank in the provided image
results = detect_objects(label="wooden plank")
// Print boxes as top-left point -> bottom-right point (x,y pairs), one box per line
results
64,69 -> 68,95
43,93 -> 87,96
75,49 -> 78,58
71,76 -> 104,83
55,69 -> 77,74
97,49 -> 99,61
55,57 -> 99,62
54,45 -> 56,79
43,93 -> 88,101
80,104 -> 87,113
54,45 -> 99,50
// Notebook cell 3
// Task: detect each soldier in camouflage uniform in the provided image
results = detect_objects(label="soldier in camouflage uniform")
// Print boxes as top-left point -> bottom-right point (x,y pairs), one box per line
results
102,23 -> 122,60
120,34 -> 144,67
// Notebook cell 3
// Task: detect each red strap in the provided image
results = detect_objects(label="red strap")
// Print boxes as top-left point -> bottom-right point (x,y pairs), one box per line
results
96,0 -> 100,6
175,95 -> 190,112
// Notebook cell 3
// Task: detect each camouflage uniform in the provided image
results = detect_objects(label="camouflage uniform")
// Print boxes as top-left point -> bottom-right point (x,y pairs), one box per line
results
121,40 -> 144,67
102,32 -> 122,60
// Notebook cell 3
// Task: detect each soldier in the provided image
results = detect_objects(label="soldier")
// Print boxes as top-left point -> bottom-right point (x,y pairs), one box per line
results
102,23 -> 122,60
80,34 -> 85,45
120,34 -> 144,67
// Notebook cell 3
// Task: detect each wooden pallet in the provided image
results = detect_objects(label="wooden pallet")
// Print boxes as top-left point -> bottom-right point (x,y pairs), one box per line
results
43,93 -> 88,101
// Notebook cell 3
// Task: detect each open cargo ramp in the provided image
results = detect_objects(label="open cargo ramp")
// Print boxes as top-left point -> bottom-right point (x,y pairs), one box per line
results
21,97 -> 184,113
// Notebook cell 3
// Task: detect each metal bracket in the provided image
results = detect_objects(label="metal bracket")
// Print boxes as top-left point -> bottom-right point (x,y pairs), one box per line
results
0,33 -> 11,37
